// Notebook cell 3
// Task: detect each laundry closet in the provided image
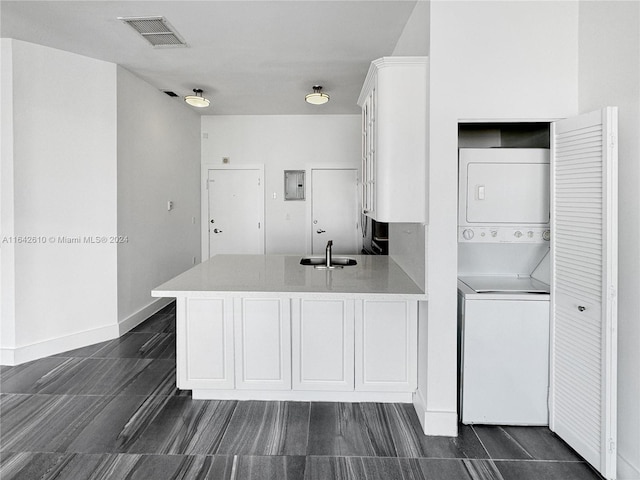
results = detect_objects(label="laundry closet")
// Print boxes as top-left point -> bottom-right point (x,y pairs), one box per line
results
455,110 -> 619,480
457,122 -> 552,425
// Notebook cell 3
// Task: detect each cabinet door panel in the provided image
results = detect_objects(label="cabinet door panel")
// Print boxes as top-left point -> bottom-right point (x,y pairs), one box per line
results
361,89 -> 376,216
234,298 -> 291,390
356,300 -> 417,392
292,298 -> 354,391
179,297 -> 234,389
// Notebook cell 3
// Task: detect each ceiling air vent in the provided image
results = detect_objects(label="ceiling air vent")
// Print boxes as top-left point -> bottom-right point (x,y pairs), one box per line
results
118,16 -> 187,48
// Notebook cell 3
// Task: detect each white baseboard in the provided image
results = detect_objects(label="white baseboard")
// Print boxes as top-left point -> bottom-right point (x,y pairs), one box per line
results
192,389 -> 414,403
618,452 -> 640,480
1,298 -> 174,366
1,323 -> 119,366
118,297 -> 173,336
412,390 -> 459,437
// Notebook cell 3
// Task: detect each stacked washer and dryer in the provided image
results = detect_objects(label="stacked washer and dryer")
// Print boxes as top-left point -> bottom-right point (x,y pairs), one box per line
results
457,148 -> 552,426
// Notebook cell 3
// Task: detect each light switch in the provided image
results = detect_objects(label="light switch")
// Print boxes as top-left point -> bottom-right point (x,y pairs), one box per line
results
477,185 -> 485,200
167,201 -> 173,211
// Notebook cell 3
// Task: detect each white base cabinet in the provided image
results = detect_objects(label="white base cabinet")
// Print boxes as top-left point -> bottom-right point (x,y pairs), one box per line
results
176,296 -> 418,399
178,297 -> 235,390
234,298 -> 291,390
356,300 -> 418,392
292,299 -> 355,391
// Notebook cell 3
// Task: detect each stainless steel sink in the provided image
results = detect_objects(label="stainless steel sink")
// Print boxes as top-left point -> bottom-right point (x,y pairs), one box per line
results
300,256 -> 357,269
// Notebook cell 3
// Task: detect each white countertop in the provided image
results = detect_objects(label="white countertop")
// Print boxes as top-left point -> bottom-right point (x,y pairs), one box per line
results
152,254 -> 427,300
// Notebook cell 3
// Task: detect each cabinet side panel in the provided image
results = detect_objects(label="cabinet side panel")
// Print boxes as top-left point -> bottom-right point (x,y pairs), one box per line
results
176,297 -> 188,388
375,61 -> 428,222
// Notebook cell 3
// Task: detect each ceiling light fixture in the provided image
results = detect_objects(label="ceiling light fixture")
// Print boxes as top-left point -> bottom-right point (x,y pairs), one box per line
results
305,85 -> 330,105
184,89 -> 210,108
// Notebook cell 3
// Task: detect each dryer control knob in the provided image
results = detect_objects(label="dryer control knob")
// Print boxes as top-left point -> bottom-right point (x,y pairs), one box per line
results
514,230 -> 523,238
462,229 -> 474,240
542,229 -> 551,241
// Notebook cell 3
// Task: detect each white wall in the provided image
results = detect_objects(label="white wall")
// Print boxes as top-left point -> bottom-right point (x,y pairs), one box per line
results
389,223 -> 426,290
1,40 -> 119,364
419,0 -> 579,435
116,67 -> 201,333
387,0 -> 430,291
577,2 -> 640,477
392,0 -> 430,58
1,39 -> 16,355
201,115 -> 360,255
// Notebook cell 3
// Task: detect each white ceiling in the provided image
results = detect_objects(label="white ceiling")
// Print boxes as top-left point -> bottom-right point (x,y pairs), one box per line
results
1,1 -> 419,115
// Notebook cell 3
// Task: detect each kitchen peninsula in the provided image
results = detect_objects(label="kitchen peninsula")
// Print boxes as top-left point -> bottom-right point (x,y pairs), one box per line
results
152,254 -> 426,403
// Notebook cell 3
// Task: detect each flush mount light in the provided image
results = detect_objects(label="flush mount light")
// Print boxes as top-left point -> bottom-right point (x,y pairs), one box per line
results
305,85 -> 330,105
184,89 -> 210,108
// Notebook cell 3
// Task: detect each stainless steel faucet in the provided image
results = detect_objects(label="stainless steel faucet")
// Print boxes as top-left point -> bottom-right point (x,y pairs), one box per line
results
325,240 -> 333,267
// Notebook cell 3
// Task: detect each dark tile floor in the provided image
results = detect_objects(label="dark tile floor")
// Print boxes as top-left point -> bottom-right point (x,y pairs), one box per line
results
0,303 -> 604,480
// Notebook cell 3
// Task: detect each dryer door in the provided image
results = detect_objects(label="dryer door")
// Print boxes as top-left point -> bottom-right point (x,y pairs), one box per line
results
465,162 -> 550,224
458,148 -> 550,228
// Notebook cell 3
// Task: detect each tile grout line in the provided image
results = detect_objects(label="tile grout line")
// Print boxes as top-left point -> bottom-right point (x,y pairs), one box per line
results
304,401 -> 312,456
469,424 -> 493,461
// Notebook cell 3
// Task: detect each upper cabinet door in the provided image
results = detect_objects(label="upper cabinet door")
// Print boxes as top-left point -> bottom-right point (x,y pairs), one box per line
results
550,107 -> 618,480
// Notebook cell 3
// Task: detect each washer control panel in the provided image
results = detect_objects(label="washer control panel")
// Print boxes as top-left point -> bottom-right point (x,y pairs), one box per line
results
458,226 -> 550,243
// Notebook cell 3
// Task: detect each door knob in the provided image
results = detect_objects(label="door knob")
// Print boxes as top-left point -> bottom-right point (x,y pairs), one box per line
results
213,228 -> 223,234
577,305 -> 586,312
316,229 -> 326,234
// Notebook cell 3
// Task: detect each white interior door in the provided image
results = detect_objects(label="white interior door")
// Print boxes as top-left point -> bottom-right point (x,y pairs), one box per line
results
311,168 -> 359,255
550,107 -> 618,479
208,168 -> 264,257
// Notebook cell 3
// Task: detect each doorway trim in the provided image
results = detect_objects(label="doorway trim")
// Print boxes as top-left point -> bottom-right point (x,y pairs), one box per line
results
201,164 -> 265,261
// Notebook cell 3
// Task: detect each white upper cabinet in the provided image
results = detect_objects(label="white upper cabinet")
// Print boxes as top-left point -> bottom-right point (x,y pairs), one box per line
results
357,57 -> 429,223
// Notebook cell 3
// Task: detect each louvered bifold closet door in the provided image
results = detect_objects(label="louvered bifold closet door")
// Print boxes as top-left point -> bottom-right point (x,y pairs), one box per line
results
550,107 -> 618,480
